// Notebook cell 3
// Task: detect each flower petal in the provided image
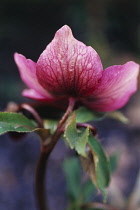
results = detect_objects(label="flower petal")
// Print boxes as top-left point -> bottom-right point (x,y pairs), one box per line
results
23,89 -> 68,109
22,89 -> 52,101
36,25 -> 103,97
14,53 -> 55,101
83,61 -> 139,112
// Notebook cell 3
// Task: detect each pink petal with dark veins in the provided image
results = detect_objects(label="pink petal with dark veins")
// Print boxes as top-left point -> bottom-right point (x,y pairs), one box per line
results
83,61 -> 139,112
23,89 -> 68,109
36,25 -> 103,97
14,53 -> 55,101
22,89 -> 53,101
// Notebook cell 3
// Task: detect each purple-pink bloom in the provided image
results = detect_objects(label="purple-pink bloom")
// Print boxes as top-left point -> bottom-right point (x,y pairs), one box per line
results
14,25 -> 139,112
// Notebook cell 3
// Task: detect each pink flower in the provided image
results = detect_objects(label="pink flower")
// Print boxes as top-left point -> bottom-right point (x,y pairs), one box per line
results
14,25 -> 139,112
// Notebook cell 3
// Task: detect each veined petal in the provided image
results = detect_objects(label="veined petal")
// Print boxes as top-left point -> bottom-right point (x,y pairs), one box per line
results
23,89 -> 68,109
83,61 -> 139,112
14,53 -> 54,100
22,89 -> 55,101
36,25 -> 103,97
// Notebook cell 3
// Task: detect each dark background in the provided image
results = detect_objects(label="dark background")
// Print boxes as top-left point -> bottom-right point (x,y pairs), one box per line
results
0,0 -> 140,209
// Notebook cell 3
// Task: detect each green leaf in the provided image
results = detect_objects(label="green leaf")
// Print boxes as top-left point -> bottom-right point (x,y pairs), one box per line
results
63,157 -> 96,210
75,107 -> 105,123
82,179 -> 96,202
43,119 -> 58,134
0,112 -> 37,135
64,113 -> 90,157
88,136 -> 110,197
63,157 -> 81,201
106,111 -> 129,124
81,136 -> 110,199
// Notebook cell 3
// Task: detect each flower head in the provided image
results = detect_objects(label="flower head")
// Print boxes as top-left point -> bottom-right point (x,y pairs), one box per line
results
14,25 -> 139,112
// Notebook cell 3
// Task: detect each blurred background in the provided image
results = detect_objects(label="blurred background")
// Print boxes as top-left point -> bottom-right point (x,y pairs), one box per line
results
0,0 -> 140,209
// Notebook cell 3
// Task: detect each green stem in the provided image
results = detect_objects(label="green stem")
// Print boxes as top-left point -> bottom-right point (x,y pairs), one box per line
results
35,97 -> 76,210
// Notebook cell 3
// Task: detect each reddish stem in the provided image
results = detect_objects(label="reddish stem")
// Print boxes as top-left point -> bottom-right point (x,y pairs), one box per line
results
20,103 -> 43,128
77,122 -> 97,136
35,148 -> 49,210
35,97 -> 76,210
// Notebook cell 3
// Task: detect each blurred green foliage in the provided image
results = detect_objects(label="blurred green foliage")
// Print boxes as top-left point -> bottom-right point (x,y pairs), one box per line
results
63,154 -> 119,210
63,157 -> 96,209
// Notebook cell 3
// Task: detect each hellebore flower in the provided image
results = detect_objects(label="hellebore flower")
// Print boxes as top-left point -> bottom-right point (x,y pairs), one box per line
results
14,25 -> 139,112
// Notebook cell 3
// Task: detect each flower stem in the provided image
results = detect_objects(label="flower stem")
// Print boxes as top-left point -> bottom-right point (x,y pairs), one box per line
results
20,103 -> 43,128
35,147 -> 49,210
35,97 -> 76,210
77,123 -> 97,136
51,97 -> 76,146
